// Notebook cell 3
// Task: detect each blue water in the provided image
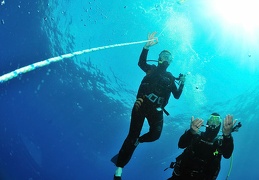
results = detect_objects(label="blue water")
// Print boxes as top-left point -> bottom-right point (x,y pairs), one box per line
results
1,0 -> 259,179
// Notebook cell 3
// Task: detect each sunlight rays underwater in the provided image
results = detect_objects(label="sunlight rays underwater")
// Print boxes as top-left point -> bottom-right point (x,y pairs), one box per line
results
42,1 -> 213,111
38,1 -> 259,180
200,0 -> 259,71
1,0 -> 258,179
0,0 -> 252,117
2,0 -> 254,121
36,0 -> 258,115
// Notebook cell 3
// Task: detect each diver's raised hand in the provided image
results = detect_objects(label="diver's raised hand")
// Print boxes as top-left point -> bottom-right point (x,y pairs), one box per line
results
144,32 -> 158,49
190,116 -> 203,134
222,114 -> 237,136
180,74 -> 186,85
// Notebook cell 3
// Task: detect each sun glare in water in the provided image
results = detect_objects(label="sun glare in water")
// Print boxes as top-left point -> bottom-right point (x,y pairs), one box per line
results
209,0 -> 259,40
206,0 -> 259,70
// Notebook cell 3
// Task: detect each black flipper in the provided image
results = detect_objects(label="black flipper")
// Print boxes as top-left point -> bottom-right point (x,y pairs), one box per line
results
111,154 -> 119,165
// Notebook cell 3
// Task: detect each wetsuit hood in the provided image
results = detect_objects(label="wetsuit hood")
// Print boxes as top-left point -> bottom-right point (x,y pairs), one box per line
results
158,50 -> 172,69
204,113 -> 221,141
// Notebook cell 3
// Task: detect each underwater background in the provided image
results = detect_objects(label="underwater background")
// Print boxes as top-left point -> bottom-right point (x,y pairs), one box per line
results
1,0 -> 259,179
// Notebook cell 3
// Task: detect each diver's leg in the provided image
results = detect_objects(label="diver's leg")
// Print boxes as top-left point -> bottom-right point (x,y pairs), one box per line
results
116,107 -> 145,167
114,105 -> 145,177
138,109 -> 163,142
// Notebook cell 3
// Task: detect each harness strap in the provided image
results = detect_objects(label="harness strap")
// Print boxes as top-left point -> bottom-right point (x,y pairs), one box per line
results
164,162 -> 176,171
145,93 -> 170,116
162,108 -> 170,116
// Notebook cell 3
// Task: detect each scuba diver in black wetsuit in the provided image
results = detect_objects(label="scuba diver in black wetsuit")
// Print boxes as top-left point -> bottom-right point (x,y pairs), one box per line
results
112,32 -> 186,180
167,113 -> 236,180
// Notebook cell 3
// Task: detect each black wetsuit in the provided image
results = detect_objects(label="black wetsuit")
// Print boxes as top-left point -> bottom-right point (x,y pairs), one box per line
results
115,48 -> 184,168
168,130 -> 234,180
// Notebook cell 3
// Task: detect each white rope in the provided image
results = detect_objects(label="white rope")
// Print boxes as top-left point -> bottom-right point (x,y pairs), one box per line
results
0,39 -> 151,83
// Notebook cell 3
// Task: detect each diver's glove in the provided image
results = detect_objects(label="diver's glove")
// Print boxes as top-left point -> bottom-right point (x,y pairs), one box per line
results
179,73 -> 186,85
222,115 -> 237,136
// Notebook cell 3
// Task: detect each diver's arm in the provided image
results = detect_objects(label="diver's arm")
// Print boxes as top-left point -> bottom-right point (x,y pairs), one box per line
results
138,48 -> 157,73
138,32 -> 158,72
221,135 -> 234,159
172,73 -> 185,99
138,48 -> 150,72
221,115 -> 235,158
178,129 -> 197,148
171,81 -> 184,99
178,117 -> 203,148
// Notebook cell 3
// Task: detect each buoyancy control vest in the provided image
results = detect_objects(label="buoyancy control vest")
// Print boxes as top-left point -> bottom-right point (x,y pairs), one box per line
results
137,67 -> 175,107
174,134 -> 223,179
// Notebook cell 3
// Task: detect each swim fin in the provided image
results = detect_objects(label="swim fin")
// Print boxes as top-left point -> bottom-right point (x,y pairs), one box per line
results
111,154 -> 119,165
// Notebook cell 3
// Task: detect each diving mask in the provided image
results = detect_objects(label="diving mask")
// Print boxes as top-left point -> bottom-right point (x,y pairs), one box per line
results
158,51 -> 173,65
207,115 -> 221,129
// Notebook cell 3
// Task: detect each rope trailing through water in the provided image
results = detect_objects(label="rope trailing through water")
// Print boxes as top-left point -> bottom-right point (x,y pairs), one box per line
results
226,154 -> 233,180
0,39 -> 151,83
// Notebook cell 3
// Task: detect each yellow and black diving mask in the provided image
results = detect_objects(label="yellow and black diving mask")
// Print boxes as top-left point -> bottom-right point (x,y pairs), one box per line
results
158,50 -> 173,65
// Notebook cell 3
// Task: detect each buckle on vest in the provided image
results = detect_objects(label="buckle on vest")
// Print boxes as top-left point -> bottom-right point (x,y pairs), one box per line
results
145,93 -> 169,116
145,93 -> 164,105
146,93 -> 158,103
